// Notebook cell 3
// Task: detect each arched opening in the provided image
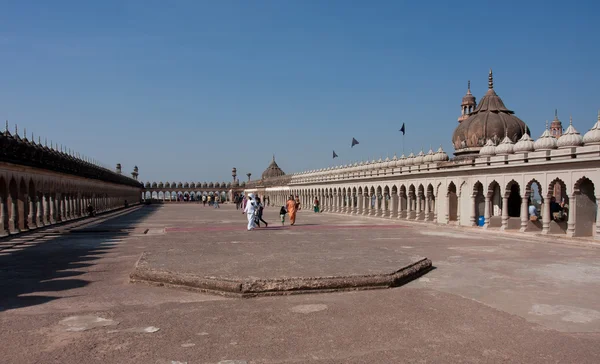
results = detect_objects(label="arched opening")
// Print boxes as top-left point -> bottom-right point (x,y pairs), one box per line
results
383,186 -> 390,216
547,178 -> 568,235
473,182 -> 484,226
408,185 -> 416,219
8,178 -> 19,233
369,187 -> 376,214
28,179 -> 37,229
448,182 -> 458,223
399,185 -> 407,218
486,181 -> 502,228
416,185 -> 425,220
507,182 -> 521,217
572,177 -> 596,237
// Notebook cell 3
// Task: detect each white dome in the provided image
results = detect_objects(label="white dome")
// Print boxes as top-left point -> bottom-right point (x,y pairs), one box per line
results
406,152 -> 415,165
557,117 -> 583,148
534,125 -> 557,151
583,112 -> 600,145
479,139 -> 497,156
384,156 -> 391,168
513,133 -> 535,153
399,154 -> 407,166
423,148 -> 435,163
495,135 -> 515,155
391,153 -> 399,167
414,150 -> 425,165
433,146 -> 449,162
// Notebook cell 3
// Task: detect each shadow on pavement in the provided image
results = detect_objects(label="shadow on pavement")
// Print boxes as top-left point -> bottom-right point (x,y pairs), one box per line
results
0,205 -> 161,312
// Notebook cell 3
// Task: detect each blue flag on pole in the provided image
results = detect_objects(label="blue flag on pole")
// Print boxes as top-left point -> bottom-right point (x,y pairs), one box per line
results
333,150 -> 338,159
399,123 -> 405,135
351,137 -> 359,147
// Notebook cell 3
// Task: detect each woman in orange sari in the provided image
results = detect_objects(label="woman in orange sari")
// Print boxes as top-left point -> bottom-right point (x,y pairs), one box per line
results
286,195 -> 297,225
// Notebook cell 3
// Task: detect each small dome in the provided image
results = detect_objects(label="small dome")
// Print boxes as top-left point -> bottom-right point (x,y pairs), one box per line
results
184,182 -> 189,188
145,182 -> 151,188
513,133 -> 535,153
208,182 -> 214,188
479,139 -> 497,156
190,182 -> 196,188
495,135 -> 515,155
165,182 -> 171,188
158,182 -> 164,188
583,112 -> 600,145
423,148 -> 435,163
414,150 -> 425,165
534,124 -> 558,151
398,154 -> 407,166
433,146 -> 449,162
177,182 -> 183,188
151,182 -> 157,188
557,117 -> 583,148
406,152 -> 415,165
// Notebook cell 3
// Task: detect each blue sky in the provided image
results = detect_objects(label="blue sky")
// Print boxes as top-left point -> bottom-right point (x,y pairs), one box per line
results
1,1 -> 598,183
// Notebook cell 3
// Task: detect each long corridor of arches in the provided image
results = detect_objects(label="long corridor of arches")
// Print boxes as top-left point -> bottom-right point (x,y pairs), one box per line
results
254,174 -> 599,240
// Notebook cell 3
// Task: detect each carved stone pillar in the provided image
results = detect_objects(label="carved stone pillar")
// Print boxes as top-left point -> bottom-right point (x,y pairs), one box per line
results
424,196 -> 430,221
520,195 -> 530,233
391,193 -> 398,218
0,196 -> 7,236
483,196 -> 491,229
500,195 -> 509,231
50,195 -> 56,223
470,194 -> 477,226
595,198 -> 600,240
415,195 -> 422,220
566,194 -> 577,237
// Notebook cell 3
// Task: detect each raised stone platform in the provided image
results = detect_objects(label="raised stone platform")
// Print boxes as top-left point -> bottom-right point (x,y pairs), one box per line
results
131,252 -> 431,297
128,214 -> 433,297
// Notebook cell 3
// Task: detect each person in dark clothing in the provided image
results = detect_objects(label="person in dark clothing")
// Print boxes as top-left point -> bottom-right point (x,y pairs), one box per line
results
255,197 -> 268,227
279,205 -> 287,226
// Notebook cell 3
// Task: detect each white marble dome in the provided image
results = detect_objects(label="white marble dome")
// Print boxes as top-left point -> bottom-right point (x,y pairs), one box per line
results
513,133 -> 535,153
557,117 -> 583,148
406,152 -> 415,165
583,112 -> 600,145
479,139 -> 497,156
399,154 -> 407,166
423,148 -> 435,163
495,135 -> 515,155
433,146 -> 449,162
534,126 -> 558,151
414,150 -> 425,165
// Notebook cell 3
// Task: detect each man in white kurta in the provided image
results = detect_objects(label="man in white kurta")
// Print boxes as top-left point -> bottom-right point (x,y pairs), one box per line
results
244,194 -> 257,231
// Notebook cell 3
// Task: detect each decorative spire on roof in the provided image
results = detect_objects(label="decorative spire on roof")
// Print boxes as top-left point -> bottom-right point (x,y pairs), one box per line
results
488,68 -> 493,89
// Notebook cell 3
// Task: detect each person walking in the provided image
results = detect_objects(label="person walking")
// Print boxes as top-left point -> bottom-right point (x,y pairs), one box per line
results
313,197 -> 320,213
242,195 -> 247,214
244,193 -> 258,231
214,194 -> 220,208
279,205 -> 287,226
286,195 -> 297,226
202,194 -> 207,207
255,197 -> 268,227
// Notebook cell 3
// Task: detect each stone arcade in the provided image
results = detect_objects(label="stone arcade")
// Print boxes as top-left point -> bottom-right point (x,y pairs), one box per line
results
245,70 -> 600,240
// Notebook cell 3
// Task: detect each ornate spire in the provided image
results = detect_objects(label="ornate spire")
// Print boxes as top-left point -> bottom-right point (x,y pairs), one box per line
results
488,68 -> 493,89
15,124 -> 18,136
467,80 -> 472,95
5,120 -> 7,132
569,115 -> 573,126
555,109 -> 558,119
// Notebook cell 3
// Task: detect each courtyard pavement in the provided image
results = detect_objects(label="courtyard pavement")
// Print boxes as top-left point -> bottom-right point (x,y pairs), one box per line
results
1,203 -> 600,363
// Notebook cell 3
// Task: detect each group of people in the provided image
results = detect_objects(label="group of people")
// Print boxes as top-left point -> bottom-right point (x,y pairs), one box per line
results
243,194 -> 304,231
200,194 -> 220,208
528,196 -> 568,222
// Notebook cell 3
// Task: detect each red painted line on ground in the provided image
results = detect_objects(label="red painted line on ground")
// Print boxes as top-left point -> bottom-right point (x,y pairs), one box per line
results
165,224 -> 406,233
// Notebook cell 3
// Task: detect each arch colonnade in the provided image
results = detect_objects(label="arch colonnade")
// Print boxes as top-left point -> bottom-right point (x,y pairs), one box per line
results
0,167 -> 140,237
256,172 -> 600,240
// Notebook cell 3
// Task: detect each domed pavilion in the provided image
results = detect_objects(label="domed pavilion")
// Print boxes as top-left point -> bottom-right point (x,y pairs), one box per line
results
452,69 -> 530,157
261,155 -> 285,180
